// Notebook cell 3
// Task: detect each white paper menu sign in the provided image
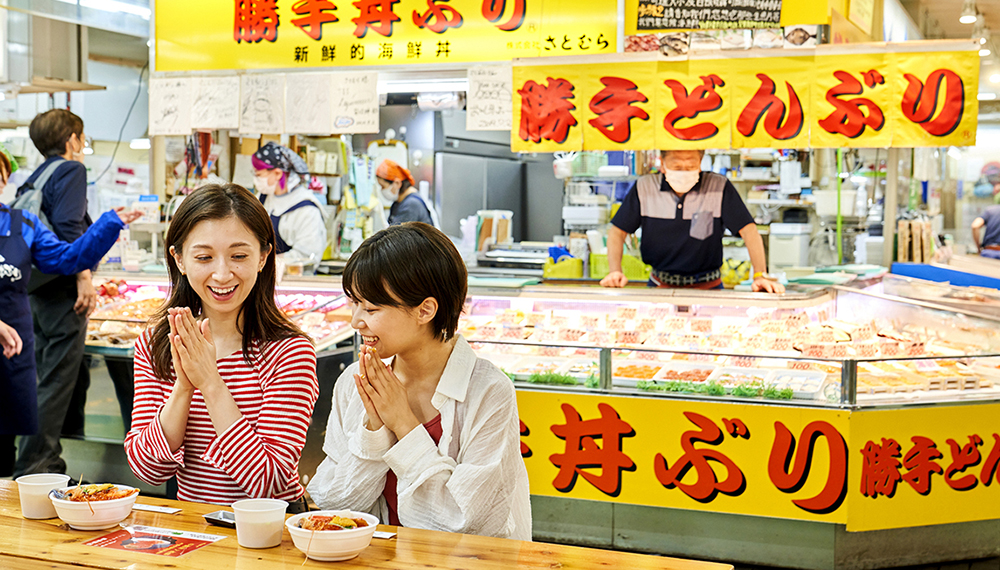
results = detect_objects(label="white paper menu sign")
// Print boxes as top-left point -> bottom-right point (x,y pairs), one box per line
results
240,74 -> 285,134
149,77 -> 192,136
191,76 -> 240,130
466,65 -> 512,131
286,74 -> 333,134
331,72 -> 379,134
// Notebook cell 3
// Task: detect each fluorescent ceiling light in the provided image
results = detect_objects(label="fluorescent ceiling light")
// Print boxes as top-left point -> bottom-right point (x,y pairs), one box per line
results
978,92 -> 997,101
980,48 -> 991,57
53,0 -> 151,20
960,0 -> 977,24
129,138 -> 151,150
377,79 -> 468,94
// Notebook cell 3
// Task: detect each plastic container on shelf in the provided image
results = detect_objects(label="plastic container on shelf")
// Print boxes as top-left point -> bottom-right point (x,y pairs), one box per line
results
543,257 -> 584,278
590,253 -> 652,281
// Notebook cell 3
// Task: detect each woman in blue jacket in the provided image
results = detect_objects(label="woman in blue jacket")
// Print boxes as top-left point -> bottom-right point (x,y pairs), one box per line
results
0,146 -> 140,476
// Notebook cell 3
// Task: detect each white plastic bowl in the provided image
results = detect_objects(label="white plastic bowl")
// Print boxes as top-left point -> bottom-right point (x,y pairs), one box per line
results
285,510 -> 379,561
48,485 -> 139,530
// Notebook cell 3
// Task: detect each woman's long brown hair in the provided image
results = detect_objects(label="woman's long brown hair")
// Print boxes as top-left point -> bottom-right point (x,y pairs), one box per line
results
148,183 -> 306,381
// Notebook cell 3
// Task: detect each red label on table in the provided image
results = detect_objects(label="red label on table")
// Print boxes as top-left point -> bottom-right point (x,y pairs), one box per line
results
84,525 -> 225,558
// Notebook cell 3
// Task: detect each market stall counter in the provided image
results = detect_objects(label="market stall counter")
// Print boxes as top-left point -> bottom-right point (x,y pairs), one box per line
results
81,272 -> 1000,569
0,480 -> 727,570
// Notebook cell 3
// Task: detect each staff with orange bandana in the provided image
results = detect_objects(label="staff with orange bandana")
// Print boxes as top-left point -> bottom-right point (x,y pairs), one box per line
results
376,160 -> 437,227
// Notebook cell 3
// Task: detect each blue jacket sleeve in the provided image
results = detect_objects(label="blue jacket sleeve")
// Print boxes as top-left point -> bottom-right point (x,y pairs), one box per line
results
30,210 -> 124,275
44,161 -> 90,243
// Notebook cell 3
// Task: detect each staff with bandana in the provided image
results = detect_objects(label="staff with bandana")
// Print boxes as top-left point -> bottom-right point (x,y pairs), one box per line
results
0,144 -> 139,476
252,142 -> 327,270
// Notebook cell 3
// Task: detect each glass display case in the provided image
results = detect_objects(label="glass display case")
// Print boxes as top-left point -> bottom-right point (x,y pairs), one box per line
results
460,284 -> 1000,408
85,274 -> 354,356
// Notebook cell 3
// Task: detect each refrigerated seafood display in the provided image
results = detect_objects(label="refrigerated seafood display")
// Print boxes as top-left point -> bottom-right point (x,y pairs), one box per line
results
85,275 -> 354,353
460,284 -> 1000,407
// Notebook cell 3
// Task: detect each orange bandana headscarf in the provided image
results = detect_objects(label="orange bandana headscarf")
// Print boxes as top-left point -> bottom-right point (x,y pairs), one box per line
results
375,159 -> 415,187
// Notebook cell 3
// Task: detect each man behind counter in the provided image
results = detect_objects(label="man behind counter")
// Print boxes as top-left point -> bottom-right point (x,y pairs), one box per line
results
600,150 -> 784,294
972,205 -> 1000,259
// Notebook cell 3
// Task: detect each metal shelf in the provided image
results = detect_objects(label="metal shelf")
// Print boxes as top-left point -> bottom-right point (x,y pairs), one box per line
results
747,199 -> 815,207
568,175 -> 639,183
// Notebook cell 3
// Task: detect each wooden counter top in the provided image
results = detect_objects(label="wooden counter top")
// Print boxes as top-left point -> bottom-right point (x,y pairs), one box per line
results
0,481 -> 731,570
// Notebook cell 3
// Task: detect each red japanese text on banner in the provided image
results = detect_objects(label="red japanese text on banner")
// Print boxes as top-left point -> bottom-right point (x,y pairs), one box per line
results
810,49 -> 893,148
512,64 -> 583,152
579,61 -> 657,151
157,0 -> 616,71
654,58 -> 732,151
730,56 -> 812,149
888,48 -> 979,148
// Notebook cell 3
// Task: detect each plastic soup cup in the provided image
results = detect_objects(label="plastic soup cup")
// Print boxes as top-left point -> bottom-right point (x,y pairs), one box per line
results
15,473 -> 70,519
232,499 -> 288,549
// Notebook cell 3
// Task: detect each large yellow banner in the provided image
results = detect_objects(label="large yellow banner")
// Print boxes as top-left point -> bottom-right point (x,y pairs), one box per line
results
654,59 -> 732,150
847,403 -> 1000,532
516,391 -> 851,523
888,50 -> 979,148
730,56 -> 812,149
155,0 -> 617,72
811,49 -> 894,148
514,390 -> 1000,531
512,44 -> 979,151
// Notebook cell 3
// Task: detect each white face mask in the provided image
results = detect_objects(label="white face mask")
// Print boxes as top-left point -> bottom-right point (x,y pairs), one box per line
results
664,169 -> 701,194
254,174 -> 278,195
380,184 -> 398,205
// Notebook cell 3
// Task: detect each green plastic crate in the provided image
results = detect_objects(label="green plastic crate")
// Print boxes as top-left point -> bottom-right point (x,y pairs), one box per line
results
589,253 -> 651,281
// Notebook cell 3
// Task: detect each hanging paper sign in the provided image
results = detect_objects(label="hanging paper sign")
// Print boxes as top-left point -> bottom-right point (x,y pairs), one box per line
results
512,62 -> 584,152
467,65 -> 514,131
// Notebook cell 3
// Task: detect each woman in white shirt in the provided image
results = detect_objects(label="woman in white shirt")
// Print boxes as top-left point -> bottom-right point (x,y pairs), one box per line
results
252,142 -> 326,270
307,222 -> 531,540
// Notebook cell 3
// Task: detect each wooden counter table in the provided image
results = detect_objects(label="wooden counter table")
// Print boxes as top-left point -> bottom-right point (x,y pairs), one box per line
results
0,481 -> 732,570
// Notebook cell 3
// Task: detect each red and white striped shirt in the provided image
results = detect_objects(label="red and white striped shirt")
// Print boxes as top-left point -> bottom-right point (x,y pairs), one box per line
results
125,330 -> 318,505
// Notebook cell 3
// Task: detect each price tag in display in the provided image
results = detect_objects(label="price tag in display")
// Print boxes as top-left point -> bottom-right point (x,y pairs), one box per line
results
731,356 -> 756,368
650,306 -> 672,319
783,312 -> 810,329
637,318 -> 658,332
579,315 -> 600,329
816,330 -> 836,343
616,330 -> 641,344
665,317 -> 687,331
855,342 -> 879,358
761,321 -> 785,335
710,334 -> 733,349
615,307 -> 638,320
771,336 -> 793,352
551,315 -> 569,327
690,353 -> 714,363
914,359 -> 939,371
690,318 -> 713,333
590,330 -> 613,344
538,328 -> 558,342
501,326 -> 525,340
558,328 -> 586,342
905,342 -> 926,356
789,360 -> 813,371
606,317 -> 628,331
478,325 -> 499,339
682,334 -> 703,347
880,341 -> 901,356
854,322 -> 875,341
526,312 -> 548,327
828,343 -> 849,359
745,336 -> 767,351
803,344 -> 825,359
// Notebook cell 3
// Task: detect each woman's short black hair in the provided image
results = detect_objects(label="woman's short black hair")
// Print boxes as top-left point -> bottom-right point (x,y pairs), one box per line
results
29,109 -> 84,158
343,222 -> 467,342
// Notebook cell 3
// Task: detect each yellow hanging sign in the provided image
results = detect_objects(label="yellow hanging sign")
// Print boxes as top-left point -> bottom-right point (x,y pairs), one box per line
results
810,49 -> 894,148
155,0 -> 617,72
654,58 -> 733,150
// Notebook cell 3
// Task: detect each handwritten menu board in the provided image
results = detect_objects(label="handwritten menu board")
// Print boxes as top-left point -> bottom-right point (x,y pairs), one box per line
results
286,74 -> 333,134
191,76 -> 240,130
331,72 -> 379,134
239,74 -> 285,135
466,65 -> 513,132
149,77 -> 192,136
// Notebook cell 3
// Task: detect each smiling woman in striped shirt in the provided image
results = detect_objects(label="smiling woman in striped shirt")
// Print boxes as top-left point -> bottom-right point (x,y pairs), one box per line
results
124,184 -> 318,511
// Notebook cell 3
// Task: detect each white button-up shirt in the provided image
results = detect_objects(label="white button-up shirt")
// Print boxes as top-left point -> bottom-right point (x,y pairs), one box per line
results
307,336 -> 532,540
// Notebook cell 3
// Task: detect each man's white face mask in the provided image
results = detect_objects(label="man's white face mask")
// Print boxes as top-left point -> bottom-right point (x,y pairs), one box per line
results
664,169 -> 700,194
